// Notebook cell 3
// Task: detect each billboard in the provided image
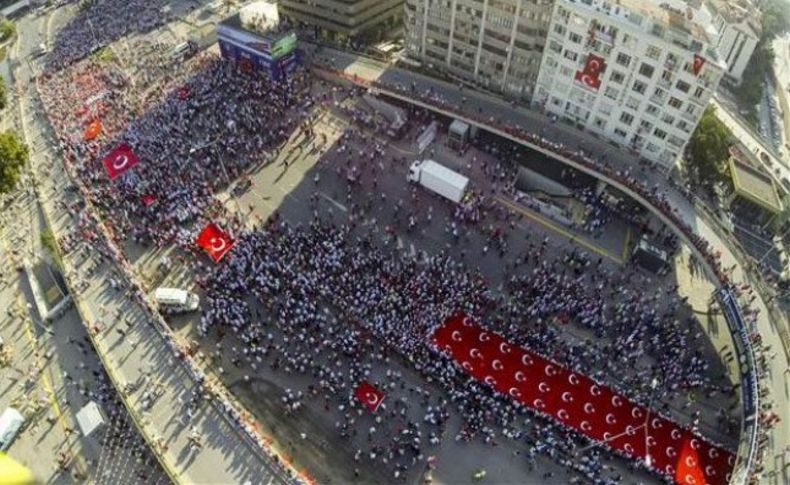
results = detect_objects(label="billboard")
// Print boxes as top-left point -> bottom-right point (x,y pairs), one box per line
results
271,33 -> 297,60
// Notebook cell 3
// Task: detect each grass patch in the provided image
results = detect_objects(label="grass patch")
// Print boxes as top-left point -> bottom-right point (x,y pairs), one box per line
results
93,46 -> 116,63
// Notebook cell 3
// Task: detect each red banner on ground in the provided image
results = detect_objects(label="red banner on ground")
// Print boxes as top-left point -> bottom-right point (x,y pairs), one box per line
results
431,313 -> 734,485
195,223 -> 235,262
574,53 -> 606,90
102,143 -> 140,180
353,381 -> 386,413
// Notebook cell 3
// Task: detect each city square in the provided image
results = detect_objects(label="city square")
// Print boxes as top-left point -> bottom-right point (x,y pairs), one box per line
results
0,0 -> 788,484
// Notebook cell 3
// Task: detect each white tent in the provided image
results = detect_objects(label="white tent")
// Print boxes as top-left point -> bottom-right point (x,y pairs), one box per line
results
75,401 -> 106,437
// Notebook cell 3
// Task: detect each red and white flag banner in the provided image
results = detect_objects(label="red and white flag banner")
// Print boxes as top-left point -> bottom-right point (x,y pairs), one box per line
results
102,143 -> 140,180
574,53 -> 606,91
692,54 -> 705,76
353,381 -> 386,413
195,222 -> 235,262
431,312 -> 735,485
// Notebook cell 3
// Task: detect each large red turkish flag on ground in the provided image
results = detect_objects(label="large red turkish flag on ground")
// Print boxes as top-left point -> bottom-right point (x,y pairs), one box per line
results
353,381 -> 386,412
102,143 -> 139,180
195,222 -> 235,262
431,312 -> 735,485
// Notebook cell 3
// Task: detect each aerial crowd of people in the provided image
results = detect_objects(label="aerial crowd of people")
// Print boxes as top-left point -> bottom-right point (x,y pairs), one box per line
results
30,2 -> 779,484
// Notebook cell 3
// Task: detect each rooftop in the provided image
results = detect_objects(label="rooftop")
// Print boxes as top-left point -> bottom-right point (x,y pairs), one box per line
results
566,0 -> 717,59
728,146 -> 783,214
219,1 -> 292,40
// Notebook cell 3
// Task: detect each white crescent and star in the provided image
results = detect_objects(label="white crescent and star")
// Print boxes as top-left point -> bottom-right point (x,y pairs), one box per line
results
451,330 -> 462,342
112,154 -> 129,170
492,359 -> 503,371
210,237 -> 228,252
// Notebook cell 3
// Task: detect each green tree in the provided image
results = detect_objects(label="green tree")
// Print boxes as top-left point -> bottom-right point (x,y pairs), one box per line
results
686,106 -> 731,188
0,17 -> 14,42
0,76 -> 6,110
0,131 -> 29,194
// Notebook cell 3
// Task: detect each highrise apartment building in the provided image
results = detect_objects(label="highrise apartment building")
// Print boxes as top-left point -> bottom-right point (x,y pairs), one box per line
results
532,0 -> 726,168
278,0 -> 404,41
403,0 -> 554,100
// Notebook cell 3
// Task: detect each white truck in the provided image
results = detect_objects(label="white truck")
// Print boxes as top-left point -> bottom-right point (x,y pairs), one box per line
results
407,160 -> 469,204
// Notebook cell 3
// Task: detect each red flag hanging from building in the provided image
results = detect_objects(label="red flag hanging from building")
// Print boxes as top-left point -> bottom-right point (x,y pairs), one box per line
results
353,381 -> 386,412
102,143 -> 140,180
692,54 -> 705,75
574,53 -> 606,90
195,222 -> 235,262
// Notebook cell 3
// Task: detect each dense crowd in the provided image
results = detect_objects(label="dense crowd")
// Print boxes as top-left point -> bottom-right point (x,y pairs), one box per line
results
45,0 -> 170,72
33,5 -> 774,482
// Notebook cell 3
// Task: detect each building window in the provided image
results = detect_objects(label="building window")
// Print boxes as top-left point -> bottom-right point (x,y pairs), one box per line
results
653,128 -> 667,140
569,32 -> 582,44
616,53 -> 631,68
625,96 -> 640,110
645,104 -> 659,116
661,113 -> 675,125
610,70 -> 625,84
677,120 -> 690,133
645,45 -> 661,60
640,119 -> 653,131
549,40 -> 562,54
614,128 -> 628,138
554,24 -> 566,36
668,97 -> 682,109
594,117 -> 607,129
693,86 -> 705,99
632,80 -> 647,94
675,80 -> 691,93
638,63 -> 655,79
604,86 -> 619,100
620,111 -> 634,125
564,49 -> 578,62
685,104 -> 697,117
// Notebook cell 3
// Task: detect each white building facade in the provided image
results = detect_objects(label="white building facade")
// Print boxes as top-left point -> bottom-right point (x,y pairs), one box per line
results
404,0 -> 554,101
533,0 -> 727,169
703,0 -> 760,84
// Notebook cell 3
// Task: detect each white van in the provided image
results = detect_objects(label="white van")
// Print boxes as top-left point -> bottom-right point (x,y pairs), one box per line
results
154,287 -> 200,313
0,408 -> 25,451
169,42 -> 192,61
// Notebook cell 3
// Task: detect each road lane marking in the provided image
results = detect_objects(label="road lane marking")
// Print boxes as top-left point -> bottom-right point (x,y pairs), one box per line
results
495,196 -> 623,265
318,192 -> 347,212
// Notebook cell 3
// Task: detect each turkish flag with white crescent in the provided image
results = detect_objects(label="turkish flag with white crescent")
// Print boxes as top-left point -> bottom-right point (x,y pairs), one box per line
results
574,53 -> 606,91
353,381 -> 386,413
102,143 -> 140,180
195,222 -> 235,262
692,54 -> 705,75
